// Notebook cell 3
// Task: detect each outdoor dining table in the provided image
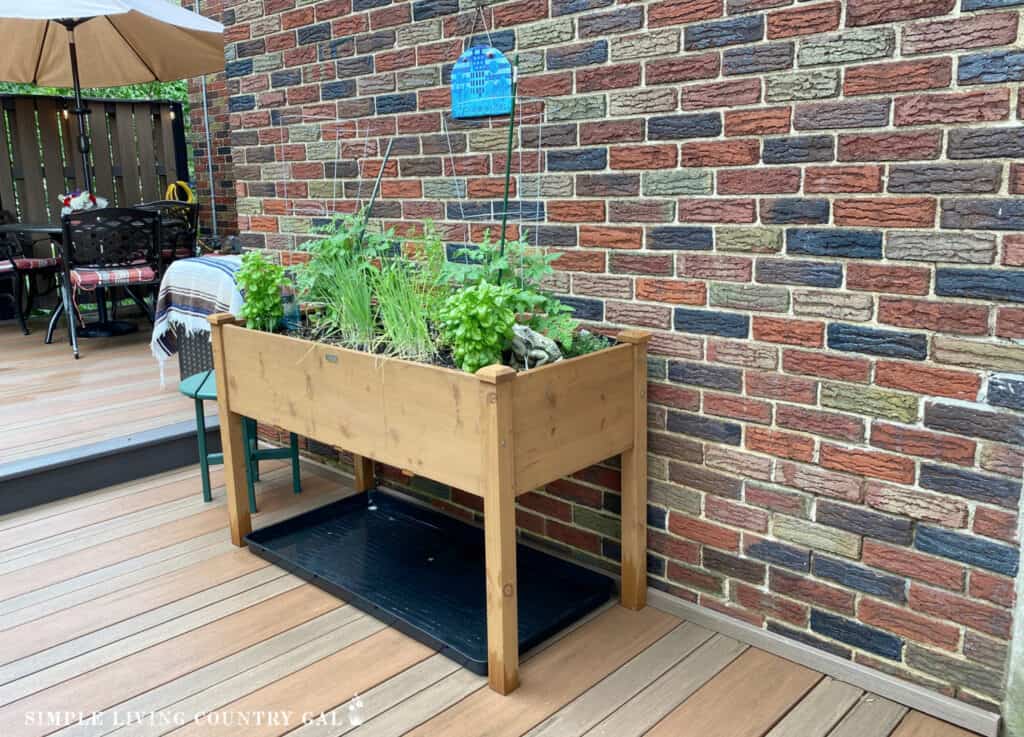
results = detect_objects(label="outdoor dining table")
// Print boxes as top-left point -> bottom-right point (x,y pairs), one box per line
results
0,221 -> 141,338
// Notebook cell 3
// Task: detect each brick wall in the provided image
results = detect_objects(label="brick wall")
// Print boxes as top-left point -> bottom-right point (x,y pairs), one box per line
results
186,0 -> 239,238
213,0 -> 1024,716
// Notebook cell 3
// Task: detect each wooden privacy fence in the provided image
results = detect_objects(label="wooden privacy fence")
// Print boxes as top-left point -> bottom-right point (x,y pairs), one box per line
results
0,94 -> 188,224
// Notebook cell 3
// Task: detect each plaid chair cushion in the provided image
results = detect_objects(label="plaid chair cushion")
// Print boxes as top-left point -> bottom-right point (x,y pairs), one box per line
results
162,247 -> 193,260
70,265 -> 158,290
0,256 -> 61,273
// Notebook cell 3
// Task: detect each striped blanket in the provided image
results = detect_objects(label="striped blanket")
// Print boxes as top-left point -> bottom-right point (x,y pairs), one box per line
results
150,255 -> 243,382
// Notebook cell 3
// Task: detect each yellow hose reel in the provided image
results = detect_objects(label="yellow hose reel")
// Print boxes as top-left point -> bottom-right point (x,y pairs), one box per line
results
165,180 -> 195,203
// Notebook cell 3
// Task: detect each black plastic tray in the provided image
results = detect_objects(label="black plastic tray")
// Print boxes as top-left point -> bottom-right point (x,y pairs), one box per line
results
245,490 -> 614,674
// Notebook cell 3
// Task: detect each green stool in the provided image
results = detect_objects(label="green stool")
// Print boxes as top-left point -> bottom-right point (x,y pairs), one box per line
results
179,370 -> 302,513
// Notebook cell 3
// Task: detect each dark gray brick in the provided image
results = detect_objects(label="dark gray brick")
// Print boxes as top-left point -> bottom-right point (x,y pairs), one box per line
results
763,136 -> 835,164
674,308 -> 750,338
959,50 -> 1024,84
935,268 -> 1024,302
916,525 -> 1019,577
648,113 -> 722,140
787,229 -> 882,259
668,361 -> 743,393
813,556 -> 906,603
647,227 -> 714,251
748,539 -> 810,572
942,199 -> 1024,231
816,501 -> 913,545
756,259 -> 842,287
723,42 -> 794,75
827,324 -> 928,360
889,164 -> 1002,194
685,15 -> 765,50
919,464 -> 1021,509
948,129 -> 1024,160
988,374 -> 1024,412
761,198 -> 830,224
667,411 -> 742,445
547,40 -> 609,70
925,401 -> 1024,444
811,610 -> 903,660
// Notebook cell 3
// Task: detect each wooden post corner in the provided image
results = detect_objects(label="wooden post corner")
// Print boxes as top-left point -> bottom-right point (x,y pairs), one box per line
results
208,312 -> 239,328
476,364 -> 517,384
620,330 -> 649,610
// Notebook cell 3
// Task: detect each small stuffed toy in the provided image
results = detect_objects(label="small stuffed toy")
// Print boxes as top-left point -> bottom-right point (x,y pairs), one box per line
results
59,190 -> 109,217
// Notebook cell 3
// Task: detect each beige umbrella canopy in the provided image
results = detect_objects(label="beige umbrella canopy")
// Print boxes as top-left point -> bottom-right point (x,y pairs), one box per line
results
0,0 -> 225,189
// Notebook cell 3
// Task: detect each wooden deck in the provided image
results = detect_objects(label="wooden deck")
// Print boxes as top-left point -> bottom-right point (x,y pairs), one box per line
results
0,318 -> 195,464
0,461 -> 980,737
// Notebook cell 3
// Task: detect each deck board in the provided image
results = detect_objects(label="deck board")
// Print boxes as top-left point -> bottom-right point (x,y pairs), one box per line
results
0,319 -> 198,465
0,462 -> 986,737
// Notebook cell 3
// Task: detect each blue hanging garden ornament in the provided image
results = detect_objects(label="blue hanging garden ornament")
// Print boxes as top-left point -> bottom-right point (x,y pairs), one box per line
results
451,45 -> 513,119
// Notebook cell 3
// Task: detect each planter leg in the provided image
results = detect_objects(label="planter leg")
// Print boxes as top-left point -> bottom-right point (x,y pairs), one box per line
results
353,454 -> 374,493
220,410 -> 252,546
208,314 -> 251,547
618,330 -> 651,611
478,365 -> 519,694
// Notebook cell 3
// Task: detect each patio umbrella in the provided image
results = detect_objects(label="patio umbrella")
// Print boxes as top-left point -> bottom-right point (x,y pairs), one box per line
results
0,0 -> 224,191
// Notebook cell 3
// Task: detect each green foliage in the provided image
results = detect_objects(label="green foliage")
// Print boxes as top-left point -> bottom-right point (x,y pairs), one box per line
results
236,250 -> 286,333
445,231 -> 559,291
439,282 -> 518,373
372,260 -> 435,361
0,81 -> 188,104
564,329 -> 610,358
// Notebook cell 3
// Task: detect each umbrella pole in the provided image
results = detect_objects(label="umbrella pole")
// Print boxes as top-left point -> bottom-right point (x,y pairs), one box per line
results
60,20 -> 93,193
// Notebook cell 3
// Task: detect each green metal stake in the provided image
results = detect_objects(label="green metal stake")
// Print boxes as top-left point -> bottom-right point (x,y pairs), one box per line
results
496,54 -> 519,285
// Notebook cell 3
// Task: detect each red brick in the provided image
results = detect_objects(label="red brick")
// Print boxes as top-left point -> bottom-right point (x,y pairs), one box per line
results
650,528 -> 700,564
782,349 -> 871,383
753,317 -> 824,348
845,58 -> 952,96
746,371 -> 817,404
547,200 -> 606,223
668,562 -> 724,594
1009,164 -> 1024,196
678,198 -> 757,223
577,63 -> 642,92
648,0 -> 722,27
859,598 -> 959,651
725,107 -> 791,136
1004,234 -> 1024,266
771,568 -> 855,614
875,361 -> 980,401
380,179 -> 422,198
648,382 -> 701,411
609,200 -> 675,223
835,198 -> 936,228
735,583 -> 808,626
864,480 -> 968,527
863,539 -> 964,591
669,513 -> 741,551
580,226 -> 643,250
878,298 -> 989,336
909,584 -> 1012,639
973,507 -> 1018,544
573,464 -> 621,492
746,427 -> 815,462
870,422 -> 976,466
545,518 -> 601,554
609,253 -> 673,276
636,278 -> 707,305
370,3 -> 410,28
847,263 -> 932,294
681,140 -> 760,167
970,570 -> 1016,608
550,249 -> 606,273
610,145 -> 678,170
980,442 -> 1024,479
606,300 -> 672,329
746,483 -> 809,518
516,508 -> 545,536
645,53 -> 720,85
706,496 -> 769,533
493,0 -> 547,26
682,79 -> 761,111
678,254 -> 752,281
774,461 -> 864,501
895,88 -> 1010,126
546,478 -> 602,508
847,0 -> 955,27
517,72 -> 572,98
838,131 -> 942,161
778,405 -> 865,443
902,12 -> 1019,55
767,2 -> 841,38
517,491 -> 571,522
705,393 -> 772,424
718,167 -> 801,195
579,119 -> 645,145
804,165 -> 883,193
820,443 -> 916,484
706,446 -> 773,481
996,307 -> 1024,339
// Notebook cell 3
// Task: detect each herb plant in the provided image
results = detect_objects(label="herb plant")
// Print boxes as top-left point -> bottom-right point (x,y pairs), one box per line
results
372,260 -> 435,361
439,281 -> 519,373
236,250 -> 287,333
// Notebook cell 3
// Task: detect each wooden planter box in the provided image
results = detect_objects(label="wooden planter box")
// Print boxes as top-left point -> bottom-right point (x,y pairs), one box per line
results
208,314 -> 650,694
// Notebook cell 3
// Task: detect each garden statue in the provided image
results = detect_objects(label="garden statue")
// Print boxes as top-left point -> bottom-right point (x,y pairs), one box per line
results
511,323 -> 562,369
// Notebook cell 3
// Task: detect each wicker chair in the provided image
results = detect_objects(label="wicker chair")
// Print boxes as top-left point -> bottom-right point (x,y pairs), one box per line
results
49,208 -> 162,358
0,210 -> 61,335
138,200 -> 199,263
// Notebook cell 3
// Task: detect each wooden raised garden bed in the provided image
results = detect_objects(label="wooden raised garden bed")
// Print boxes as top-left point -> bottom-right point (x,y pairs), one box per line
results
208,313 -> 650,694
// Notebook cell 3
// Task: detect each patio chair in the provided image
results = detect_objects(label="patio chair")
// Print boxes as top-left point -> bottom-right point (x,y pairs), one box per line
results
179,369 -> 301,511
0,210 -> 61,335
137,200 -> 199,263
52,208 -> 162,359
